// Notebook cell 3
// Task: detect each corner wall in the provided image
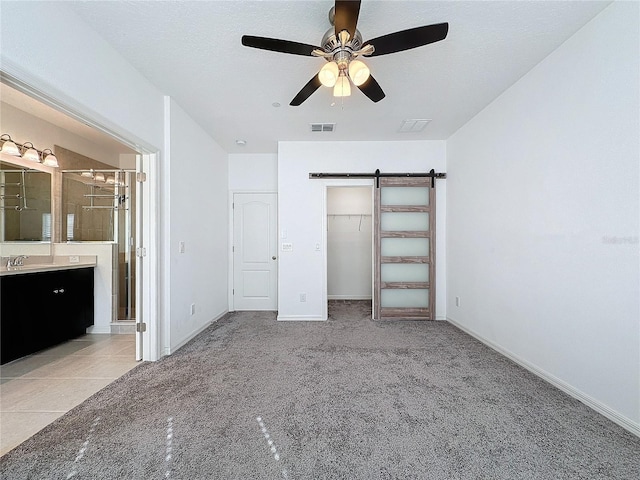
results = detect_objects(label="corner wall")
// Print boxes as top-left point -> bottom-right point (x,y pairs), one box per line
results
165,98 -> 229,352
446,2 -> 639,432
278,141 -> 446,320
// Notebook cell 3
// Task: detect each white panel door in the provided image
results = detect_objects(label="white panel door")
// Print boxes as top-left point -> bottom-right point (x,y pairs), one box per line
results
233,193 -> 277,310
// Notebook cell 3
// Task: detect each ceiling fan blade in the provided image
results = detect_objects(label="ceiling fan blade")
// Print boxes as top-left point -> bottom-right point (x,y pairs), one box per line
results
366,23 -> 449,57
241,35 -> 319,56
334,0 -> 361,38
357,75 -> 385,103
290,74 -> 322,106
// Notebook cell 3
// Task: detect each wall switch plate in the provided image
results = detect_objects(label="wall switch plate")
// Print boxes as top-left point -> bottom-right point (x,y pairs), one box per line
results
179,241 -> 185,254
69,255 -> 80,263
282,243 -> 293,252
190,303 -> 196,315
299,293 -> 306,302
455,296 -> 461,307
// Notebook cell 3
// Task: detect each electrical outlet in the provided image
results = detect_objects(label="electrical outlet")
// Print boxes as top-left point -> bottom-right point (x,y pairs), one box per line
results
300,293 -> 306,302
455,296 -> 461,307
69,255 -> 80,263
190,303 -> 196,315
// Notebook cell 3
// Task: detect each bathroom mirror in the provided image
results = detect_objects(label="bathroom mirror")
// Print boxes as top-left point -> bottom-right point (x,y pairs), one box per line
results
0,159 -> 52,243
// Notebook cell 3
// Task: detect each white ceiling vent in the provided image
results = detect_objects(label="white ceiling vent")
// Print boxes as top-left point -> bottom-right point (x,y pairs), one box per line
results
398,119 -> 431,133
310,123 -> 335,132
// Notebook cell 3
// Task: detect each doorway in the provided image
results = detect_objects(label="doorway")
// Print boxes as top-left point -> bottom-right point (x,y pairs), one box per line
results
326,186 -> 374,303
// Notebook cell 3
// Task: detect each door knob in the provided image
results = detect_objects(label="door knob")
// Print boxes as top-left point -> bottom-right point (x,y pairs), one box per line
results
272,256 -> 277,260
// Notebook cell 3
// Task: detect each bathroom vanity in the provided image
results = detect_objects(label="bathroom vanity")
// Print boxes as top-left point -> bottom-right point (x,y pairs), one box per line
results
1,257 -> 96,364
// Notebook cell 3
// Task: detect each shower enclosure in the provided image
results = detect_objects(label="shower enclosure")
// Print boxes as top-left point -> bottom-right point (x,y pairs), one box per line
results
61,169 -> 136,322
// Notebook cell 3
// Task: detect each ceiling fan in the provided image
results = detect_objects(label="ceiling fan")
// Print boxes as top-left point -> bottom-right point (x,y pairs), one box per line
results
241,0 -> 448,106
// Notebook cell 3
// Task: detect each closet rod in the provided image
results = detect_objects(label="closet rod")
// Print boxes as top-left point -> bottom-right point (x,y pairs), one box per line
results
309,169 -> 446,188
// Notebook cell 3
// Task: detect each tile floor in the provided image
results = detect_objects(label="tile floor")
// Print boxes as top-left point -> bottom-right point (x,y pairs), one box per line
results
0,334 -> 139,456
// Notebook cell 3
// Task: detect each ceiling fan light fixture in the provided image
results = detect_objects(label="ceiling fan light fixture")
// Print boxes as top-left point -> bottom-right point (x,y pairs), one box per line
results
348,59 -> 370,86
333,74 -> 351,97
319,61 -> 339,87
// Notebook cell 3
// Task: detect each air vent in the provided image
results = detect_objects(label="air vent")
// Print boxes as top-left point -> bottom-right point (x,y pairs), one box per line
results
398,119 -> 431,133
310,123 -> 335,132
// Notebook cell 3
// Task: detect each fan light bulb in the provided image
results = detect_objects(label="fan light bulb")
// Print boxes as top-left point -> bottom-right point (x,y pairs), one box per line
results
333,74 -> 351,97
348,60 -> 370,86
319,61 -> 339,87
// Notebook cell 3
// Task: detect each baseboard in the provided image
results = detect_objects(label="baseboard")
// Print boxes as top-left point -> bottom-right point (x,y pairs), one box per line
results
328,295 -> 372,300
447,317 -> 640,438
86,325 -> 111,334
277,314 -> 327,322
169,310 -> 230,354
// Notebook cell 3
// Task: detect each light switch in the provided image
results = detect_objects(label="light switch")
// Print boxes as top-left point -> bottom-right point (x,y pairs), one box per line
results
281,243 -> 293,252
179,241 -> 185,253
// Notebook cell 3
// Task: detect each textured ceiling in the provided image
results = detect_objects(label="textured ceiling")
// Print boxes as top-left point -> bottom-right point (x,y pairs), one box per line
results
50,1 -> 611,153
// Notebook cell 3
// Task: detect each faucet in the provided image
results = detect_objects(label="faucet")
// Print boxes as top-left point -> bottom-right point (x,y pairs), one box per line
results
7,255 -> 28,267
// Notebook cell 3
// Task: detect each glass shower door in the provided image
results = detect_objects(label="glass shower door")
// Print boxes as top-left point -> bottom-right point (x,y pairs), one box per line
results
374,177 -> 435,320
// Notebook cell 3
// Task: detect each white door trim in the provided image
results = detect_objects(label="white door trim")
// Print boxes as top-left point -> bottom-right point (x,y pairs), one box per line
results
321,179 -> 374,321
1,67 -> 162,361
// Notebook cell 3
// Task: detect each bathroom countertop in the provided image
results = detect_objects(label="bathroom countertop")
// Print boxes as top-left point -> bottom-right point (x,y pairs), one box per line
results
0,255 -> 97,276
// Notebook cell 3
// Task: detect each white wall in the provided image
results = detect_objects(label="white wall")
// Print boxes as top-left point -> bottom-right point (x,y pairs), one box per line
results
228,153 -> 278,192
446,1 -> 639,433
0,104 -> 121,166
166,98 -> 228,352
327,187 -> 373,300
278,141 -> 446,320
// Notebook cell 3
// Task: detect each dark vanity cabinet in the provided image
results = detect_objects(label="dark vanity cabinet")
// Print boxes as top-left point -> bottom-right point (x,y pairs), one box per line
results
1,267 -> 94,364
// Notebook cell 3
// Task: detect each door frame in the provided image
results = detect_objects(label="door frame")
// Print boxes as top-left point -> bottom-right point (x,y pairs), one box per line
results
321,179 -> 375,320
1,70 -> 162,361
228,190 -> 278,311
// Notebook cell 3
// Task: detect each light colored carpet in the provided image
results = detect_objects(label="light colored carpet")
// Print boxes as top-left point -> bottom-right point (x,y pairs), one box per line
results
1,301 -> 639,479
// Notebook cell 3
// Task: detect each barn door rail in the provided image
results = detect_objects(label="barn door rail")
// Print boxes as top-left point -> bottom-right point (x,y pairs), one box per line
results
309,169 -> 446,188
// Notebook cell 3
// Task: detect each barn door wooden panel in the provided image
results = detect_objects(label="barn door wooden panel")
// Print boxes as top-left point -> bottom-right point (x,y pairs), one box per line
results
374,177 -> 435,320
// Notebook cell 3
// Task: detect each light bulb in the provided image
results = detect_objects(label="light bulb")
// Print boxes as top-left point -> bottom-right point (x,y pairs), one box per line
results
319,61 -> 339,87
348,60 -> 370,86
333,75 -> 351,97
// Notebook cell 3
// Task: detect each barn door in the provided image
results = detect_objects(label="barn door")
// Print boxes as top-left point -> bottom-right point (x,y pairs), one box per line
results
374,177 -> 435,320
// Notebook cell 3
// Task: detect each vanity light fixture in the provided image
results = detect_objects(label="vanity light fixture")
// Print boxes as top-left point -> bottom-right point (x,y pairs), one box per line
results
0,134 -> 20,156
0,133 -> 59,167
41,149 -> 59,168
21,142 -> 41,162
